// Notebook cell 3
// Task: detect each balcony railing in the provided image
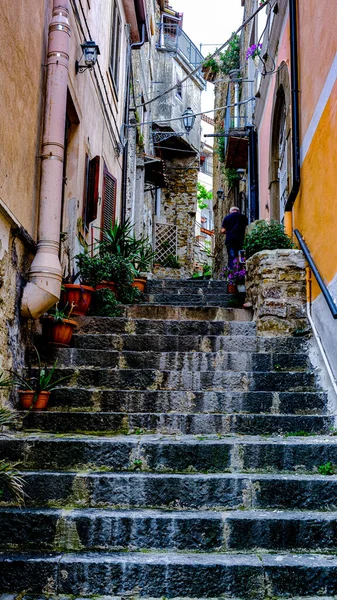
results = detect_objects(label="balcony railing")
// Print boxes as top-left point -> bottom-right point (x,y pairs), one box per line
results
157,23 -> 204,70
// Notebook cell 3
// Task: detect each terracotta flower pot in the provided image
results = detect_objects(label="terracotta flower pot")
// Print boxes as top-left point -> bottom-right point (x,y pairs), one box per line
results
19,390 -> 51,411
132,277 -> 147,293
61,284 -> 95,316
43,317 -> 78,347
96,281 -> 118,296
227,283 -> 237,294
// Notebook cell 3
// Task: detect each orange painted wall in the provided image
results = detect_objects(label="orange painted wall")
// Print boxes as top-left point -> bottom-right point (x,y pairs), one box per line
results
293,0 -> 337,299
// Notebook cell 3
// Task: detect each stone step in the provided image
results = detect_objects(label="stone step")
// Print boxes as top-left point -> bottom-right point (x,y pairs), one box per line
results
146,280 -> 229,291
2,433 -> 337,473
0,597 -> 334,600
79,306 -> 253,324
2,507 -> 337,553
45,348 -> 311,372
143,294 -> 241,306
49,387 -> 327,414
19,411 -> 333,435
74,317 -> 255,336
30,368 -> 318,392
5,471 -> 337,510
1,551 -> 337,597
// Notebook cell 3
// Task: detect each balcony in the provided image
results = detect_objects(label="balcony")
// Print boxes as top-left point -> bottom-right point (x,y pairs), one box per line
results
223,80 -> 255,169
157,23 -> 205,85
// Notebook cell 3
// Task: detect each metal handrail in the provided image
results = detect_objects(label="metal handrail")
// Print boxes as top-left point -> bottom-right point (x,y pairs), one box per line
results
294,229 -> 337,319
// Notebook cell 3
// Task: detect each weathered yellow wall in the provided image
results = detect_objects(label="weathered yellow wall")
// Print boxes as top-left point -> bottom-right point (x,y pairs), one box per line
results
293,0 -> 337,299
1,0 -> 48,238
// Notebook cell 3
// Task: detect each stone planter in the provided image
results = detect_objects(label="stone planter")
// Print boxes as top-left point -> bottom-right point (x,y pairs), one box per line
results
245,249 -> 308,335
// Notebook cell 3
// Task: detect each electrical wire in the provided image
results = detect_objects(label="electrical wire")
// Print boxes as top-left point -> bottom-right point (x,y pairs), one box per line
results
135,0 -> 271,110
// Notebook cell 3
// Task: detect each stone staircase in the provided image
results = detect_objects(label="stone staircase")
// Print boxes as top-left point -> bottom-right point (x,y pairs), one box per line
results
1,278 -> 337,599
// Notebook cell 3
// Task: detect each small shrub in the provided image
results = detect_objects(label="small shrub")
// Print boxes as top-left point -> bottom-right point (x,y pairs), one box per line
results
91,288 -> 122,317
318,462 -> 334,476
244,220 -> 294,259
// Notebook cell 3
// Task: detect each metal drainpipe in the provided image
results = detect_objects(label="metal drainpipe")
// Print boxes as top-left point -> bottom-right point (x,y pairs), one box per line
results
121,24 -> 145,224
284,0 -> 300,236
21,1 -> 70,319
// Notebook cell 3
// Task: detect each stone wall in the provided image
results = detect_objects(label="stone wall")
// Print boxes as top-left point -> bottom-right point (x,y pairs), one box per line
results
161,156 -> 199,275
246,249 -> 308,336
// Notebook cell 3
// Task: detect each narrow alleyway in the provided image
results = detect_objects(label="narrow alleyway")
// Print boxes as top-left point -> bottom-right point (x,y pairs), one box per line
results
2,279 -> 337,597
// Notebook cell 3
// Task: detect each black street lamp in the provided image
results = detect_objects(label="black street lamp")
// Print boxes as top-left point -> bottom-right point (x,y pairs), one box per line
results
182,107 -> 196,133
76,40 -> 100,74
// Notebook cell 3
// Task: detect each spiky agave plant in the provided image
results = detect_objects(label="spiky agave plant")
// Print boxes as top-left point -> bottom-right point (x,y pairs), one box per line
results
0,401 -> 25,504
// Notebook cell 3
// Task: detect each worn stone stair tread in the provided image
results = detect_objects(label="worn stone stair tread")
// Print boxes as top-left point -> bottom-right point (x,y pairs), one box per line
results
2,551 -> 337,596
47,387 -> 327,415
19,411 -> 333,436
4,506 -> 337,553
5,470 -> 337,511
44,348 -> 310,373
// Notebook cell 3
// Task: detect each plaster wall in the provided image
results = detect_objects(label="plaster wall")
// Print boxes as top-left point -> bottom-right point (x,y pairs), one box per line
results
1,0 -> 48,238
60,0 -> 129,274
256,15 -> 290,220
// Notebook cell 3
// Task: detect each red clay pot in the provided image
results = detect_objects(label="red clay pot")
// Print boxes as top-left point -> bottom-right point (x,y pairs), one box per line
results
43,317 -> 78,347
227,283 -> 237,294
61,284 -> 95,316
96,281 -> 118,296
132,277 -> 147,293
19,390 -> 51,411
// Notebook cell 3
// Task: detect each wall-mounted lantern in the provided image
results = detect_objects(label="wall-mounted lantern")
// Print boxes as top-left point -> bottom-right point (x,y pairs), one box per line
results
216,189 -> 225,201
182,107 -> 196,133
75,40 -> 100,74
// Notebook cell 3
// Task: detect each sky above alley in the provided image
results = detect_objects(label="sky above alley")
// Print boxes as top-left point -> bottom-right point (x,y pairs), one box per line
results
175,0 -> 244,112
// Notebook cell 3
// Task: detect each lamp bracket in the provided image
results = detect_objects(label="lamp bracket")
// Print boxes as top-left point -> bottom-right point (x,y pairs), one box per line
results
152,131 -> 186,143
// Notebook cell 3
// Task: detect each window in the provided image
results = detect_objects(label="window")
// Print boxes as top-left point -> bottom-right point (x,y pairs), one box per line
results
110,0 -> 121,93
83,155 -> 100,230
102,165 -> 117,234
176,78 -> 182,100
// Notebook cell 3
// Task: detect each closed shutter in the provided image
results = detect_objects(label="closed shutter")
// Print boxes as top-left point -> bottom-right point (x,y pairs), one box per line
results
86,155 -> 100,226
102,166 -> 117,234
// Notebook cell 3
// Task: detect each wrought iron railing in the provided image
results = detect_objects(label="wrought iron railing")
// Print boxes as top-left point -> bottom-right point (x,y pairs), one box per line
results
157,23 -> 204,70
294,229 -> 337,319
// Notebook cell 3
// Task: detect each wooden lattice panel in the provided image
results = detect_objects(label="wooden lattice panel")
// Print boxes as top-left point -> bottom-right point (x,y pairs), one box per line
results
155,223 -> 178,263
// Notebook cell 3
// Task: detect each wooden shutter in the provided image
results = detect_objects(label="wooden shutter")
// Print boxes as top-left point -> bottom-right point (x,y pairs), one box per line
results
102,165 -> 117,234
86,155 -> 100,225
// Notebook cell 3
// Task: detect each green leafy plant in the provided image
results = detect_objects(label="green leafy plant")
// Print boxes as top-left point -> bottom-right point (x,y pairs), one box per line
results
91,288 -> 122,317
216,135 -> 225,162
225,168 -> 240,188
0,405 -> 25,503
162,254 -> 180,268
318,462 -> 334,475
219,33 -> 241,75
11,347 -> 71,398
118,284 -> 143,305
243,220 -> 294,259
48,302 -> 75,323
73,251 -> 103,287
202,55 -> 220,75
197,183 -> 212,210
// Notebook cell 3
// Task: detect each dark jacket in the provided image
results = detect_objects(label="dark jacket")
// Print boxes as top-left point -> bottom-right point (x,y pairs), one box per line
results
222,212 -> 248,249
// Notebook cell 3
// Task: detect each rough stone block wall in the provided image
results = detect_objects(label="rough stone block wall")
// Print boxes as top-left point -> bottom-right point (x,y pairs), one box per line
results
246,249 -> 308,336
162,156 -> 198,275
0,220 -> 35,406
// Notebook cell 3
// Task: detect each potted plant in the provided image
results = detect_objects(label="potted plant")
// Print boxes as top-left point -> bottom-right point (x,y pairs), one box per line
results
243,220 -> 294,259
42,302 -> 77,347
95,253 -> 135,296
62,251 -> 100,315
246,43 -> 263,67
131,237 -> 156,292
0,401 -> 25,503
221,259 -> 246,293
12,347 -> 71,411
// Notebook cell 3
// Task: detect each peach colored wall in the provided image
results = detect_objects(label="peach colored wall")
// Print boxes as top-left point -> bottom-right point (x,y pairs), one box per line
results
1,0 -> 48,238
258,18 -> 290,219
